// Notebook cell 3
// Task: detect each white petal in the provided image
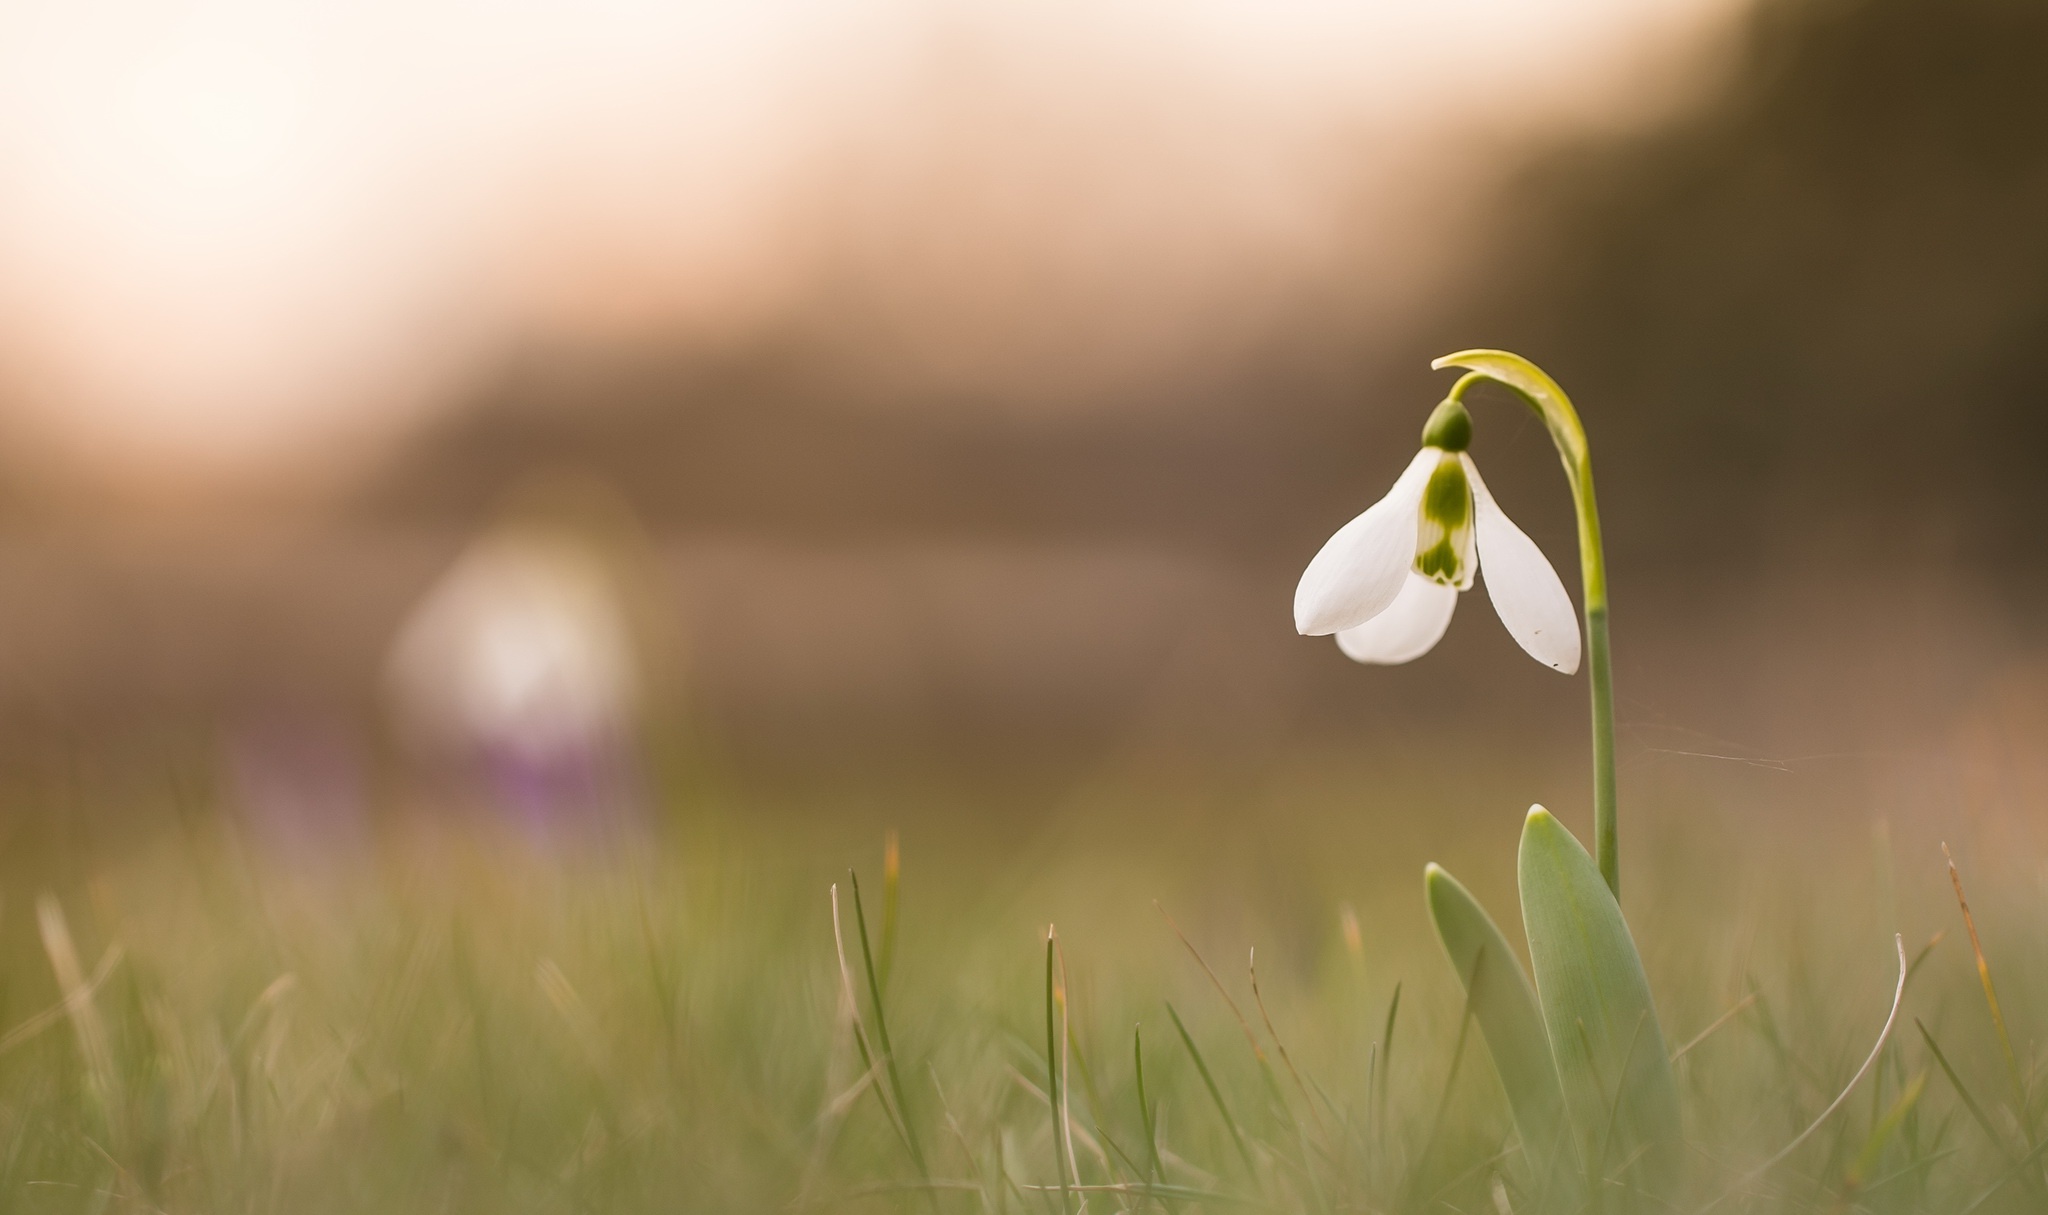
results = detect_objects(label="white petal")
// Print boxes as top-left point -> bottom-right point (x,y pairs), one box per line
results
1294,449 -> 1437,636
1335,573 -> 1458,664
1465,455 -> 1581,674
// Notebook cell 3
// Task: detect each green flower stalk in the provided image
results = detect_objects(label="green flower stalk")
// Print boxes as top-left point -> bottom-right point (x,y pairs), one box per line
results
1295,350 -> 1621,895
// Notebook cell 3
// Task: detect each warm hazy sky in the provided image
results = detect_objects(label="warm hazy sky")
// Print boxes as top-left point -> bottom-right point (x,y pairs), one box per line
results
0,0 -> 1746,502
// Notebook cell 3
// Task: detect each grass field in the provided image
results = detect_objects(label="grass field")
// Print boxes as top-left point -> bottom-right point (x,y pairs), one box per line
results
0,745 -> 2042,1215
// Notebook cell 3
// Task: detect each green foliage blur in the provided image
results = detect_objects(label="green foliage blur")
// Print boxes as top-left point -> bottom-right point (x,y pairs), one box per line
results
0,770 -> 2043,1214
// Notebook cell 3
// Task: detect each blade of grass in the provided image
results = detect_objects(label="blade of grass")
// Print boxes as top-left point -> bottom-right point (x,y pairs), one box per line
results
1007,1066 -> 1113,1179
1670,994 -> 1756,1064
1409,950 -> 1483,1193
1427,1142 -> 1519,1207
1154,1136 -> 1221,1190
1917,1018 -> 2018,1163
1249,946 -> 1328,1139
849,869 -> 927,1177
1380,982 -> 1403,1068
1056,951 -> 1120,1185
1045,928 -> 1070,1214
994,1130 -> 1011,1215
1698,934 -> 1907,1214
1958,1134 -> 2048,1215
1857,1145 -> 1957,1196
1130,1024 -> 1179,1212
830,884 -> 915,1160
930,1066 -> 994,1213
1155,903 -> 1265,1065
1844,1071 -> 1925,1191
36,895 -> 119,1116
1289,1103 -> 1333,1215
1023,1182 -> 1257,1206
1864,1037 -> 1891,1160
802,1179 -> 989,1206
1945,844 -> 2034,1145
1165,1001 -> 1257,1177
1156,903 -> 1293,1140
1053,931 -> 1080,1188
1135,1025 -> 1168,1197
1905,932 -> 1946,986
1007,1065 -> 1105,1180
1743,983 -> 1823,1093
0,944 -> 124,1058
819,1070 -> 881,1128
1093,1124 -> 1146,1185
1377,982 -> 1402,1135
798,1065 -> 889,1204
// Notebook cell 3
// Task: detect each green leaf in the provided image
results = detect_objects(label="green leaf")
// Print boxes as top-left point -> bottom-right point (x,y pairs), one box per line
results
1423,863 -> 1570,1175
1517,807 -> 1683,1195
1846,1072 -> 1926,1189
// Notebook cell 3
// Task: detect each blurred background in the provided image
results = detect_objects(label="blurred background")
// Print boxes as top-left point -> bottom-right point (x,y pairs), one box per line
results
0,0 -> 2042,869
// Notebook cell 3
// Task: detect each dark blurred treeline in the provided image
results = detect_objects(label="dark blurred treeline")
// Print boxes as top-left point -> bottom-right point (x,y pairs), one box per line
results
367,0 -> 2048,582
1463,0 -> 2048,578
2,0 -> 2044,789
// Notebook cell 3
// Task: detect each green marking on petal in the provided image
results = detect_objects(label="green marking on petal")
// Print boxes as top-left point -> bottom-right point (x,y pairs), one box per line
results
1415,540 -> 1459,583
1413,452 -> 1475,589
1421,458 -> 1470,526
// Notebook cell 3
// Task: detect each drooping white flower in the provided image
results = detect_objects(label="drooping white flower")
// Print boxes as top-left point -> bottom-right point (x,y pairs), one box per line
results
388,527 -> 638,765
1293,399 -> 1580,673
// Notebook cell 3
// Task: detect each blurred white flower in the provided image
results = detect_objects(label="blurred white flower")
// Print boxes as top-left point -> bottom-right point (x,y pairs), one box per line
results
1293,400 -> 1579,672
388,529 -> 637,769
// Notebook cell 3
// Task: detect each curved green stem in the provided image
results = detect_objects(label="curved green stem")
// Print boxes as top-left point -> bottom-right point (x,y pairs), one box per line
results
1435,351 -> 1619,897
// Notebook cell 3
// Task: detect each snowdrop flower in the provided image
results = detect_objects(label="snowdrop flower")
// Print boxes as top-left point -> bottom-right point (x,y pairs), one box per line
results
389,529 -> 638,764
386,515 -> 651,837
1294,397 -> 1580,673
